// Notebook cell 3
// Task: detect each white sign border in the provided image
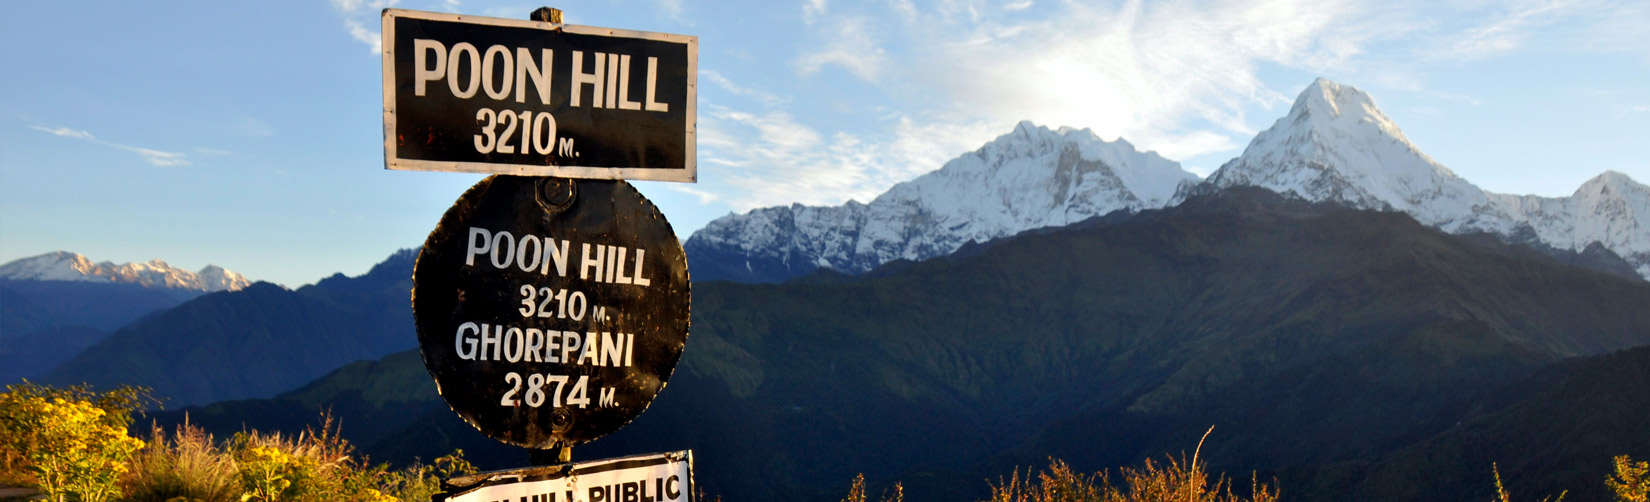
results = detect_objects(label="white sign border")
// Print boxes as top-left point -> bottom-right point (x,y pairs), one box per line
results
381,8 -> 698,183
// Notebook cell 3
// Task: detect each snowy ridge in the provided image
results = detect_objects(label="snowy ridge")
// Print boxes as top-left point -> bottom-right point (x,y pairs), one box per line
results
1209,79 -> 1650,279
687,122 -> 1199,281
0,251 -> 251,292
691,78 -> 1648,283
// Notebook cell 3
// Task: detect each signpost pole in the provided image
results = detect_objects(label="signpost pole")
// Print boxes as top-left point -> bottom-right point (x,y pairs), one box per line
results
527,7 -> 566,469
527,442 -> 571,466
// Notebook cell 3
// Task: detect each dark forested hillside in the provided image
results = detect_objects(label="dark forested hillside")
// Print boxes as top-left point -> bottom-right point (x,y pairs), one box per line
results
1,279 -> 205,384
44,250 -> 419,407
148,189 -> 1650,501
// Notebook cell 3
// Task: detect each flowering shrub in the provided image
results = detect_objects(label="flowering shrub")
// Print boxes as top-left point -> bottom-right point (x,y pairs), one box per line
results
0,382 -> 147,502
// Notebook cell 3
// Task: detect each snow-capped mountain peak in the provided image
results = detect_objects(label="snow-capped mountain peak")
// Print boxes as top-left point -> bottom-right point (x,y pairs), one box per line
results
687,78 -> 1649,283
0,251 -> 251,292
1210,79 -> 1650,279
1208,79 -> 1510,233
686,121 -> 1200,282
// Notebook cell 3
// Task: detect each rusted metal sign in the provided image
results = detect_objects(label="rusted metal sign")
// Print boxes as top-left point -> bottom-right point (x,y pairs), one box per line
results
413,175 -> 690,448
382,9 -> 697,182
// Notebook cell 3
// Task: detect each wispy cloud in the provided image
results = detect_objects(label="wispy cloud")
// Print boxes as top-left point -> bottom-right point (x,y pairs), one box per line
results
695,99 -> 994,211
666,184 -> 722,204
32,125 -> 191,167
795,16 -> 886,82
700,0 -> 1425,213
892,0 -> 1420,159
32,126 -> 94,140
803,0 -> 829,24
331,0 -> 399,54
703,70 -> 787,107
1425,0 -> 1577,61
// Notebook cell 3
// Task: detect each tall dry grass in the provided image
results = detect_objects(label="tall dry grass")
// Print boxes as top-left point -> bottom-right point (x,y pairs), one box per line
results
121,419 -> 239,502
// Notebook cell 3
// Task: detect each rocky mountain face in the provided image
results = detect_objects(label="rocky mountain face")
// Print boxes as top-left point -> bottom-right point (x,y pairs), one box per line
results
685,121 -> 1199,283
1207,78 -> 1650,279
0,251 -> 250,292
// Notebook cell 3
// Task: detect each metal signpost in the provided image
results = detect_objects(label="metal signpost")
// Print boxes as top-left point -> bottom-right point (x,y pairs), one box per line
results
386,7 -> 697,500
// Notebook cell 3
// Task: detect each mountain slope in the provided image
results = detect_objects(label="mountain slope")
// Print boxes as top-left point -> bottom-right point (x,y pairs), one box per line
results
42,249 -> 418,407
1,274 -> 214,385
685,121 -> 1198,283
1207,78 -> 1650,279
156,190 -> 1650,501
1282,345 -> 1650,502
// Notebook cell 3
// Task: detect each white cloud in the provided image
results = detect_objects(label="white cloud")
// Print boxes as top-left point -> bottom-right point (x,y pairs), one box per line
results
657,0 -> 688,22
345,19 -> 382,54
331,0 -> 399,54
804,0 -> 829,23
1425,0 -> 1577,61
796,16 -> 886,82
666,184 -> 723,204
698,0 -> 1426,214
887,0 -> 1416,159
331,0 -> 399,13
1132,130 -> 1238,161
31,125 -> 94,140
31,125 -> 190,167
693,96 -> 998,211
129,148 -> 190,167
703,70 -> 787,107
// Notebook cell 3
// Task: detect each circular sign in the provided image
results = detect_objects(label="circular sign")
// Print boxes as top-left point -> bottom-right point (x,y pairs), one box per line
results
413,175 -> 690,448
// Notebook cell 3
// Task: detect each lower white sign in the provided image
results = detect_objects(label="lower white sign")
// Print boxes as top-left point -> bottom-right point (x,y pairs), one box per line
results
443,451 -> 692,502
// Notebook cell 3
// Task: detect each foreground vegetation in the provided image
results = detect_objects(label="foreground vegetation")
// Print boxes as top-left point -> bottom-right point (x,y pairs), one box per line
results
2,381 -> 474,502
4,381 -> 1648,501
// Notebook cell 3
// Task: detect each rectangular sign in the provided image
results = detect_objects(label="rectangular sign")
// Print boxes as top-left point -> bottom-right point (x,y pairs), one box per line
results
382,9 -> 697,182
440,451 -> 693,502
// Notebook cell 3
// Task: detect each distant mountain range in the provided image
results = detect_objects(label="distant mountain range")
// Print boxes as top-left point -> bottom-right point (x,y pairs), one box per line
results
150,187 -> 1650,502
1,252 -> 251,385
688,79 -> 1650,283
0,251 -> 250,292
37,249 -> 418,407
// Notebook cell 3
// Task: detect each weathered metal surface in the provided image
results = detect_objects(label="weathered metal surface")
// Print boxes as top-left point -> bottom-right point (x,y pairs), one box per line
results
414,175 -> 690,448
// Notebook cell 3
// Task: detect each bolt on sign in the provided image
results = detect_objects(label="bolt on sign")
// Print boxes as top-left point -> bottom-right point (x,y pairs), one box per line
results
413,175 -> 691,449
438,451 -> 693,502
382,9 -> 697,182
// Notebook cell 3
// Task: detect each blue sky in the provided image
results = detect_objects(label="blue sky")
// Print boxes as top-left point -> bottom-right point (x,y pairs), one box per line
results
2,0 -> 1646,287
